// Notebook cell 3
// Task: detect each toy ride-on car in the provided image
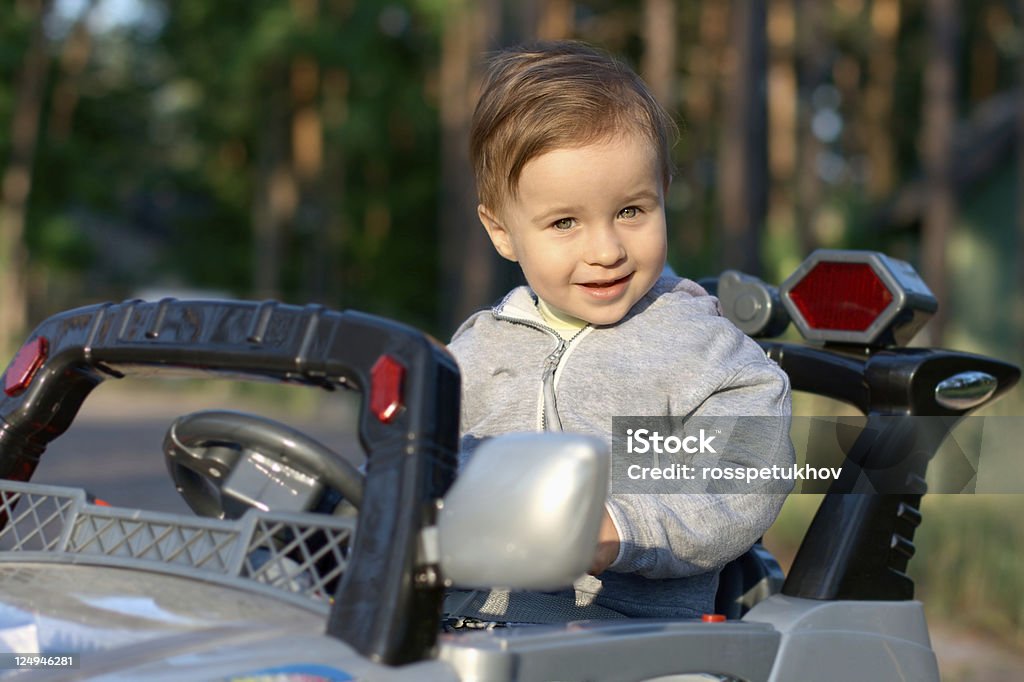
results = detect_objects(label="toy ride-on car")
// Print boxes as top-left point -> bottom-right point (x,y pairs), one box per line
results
0,249 -> 1019,681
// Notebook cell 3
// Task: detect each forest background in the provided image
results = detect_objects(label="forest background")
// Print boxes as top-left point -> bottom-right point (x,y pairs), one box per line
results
2,0 -> 1024,678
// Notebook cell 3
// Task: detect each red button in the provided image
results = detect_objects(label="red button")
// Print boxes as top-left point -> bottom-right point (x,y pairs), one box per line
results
701,613 -> 727,623
370,354 -> 405,423
4,337 -> 48,397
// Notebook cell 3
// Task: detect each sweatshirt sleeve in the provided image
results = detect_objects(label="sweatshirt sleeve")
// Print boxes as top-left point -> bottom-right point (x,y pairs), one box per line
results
604,358 -> 795,579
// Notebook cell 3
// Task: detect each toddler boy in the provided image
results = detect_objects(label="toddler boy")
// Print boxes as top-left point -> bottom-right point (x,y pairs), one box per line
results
448,41 -> 794,620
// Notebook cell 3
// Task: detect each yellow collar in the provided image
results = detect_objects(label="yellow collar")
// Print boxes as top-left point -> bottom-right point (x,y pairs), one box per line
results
536,297 -> 588,339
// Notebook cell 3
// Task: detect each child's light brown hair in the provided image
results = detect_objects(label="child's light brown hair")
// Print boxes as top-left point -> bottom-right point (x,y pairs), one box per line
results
470,41 -> 678,213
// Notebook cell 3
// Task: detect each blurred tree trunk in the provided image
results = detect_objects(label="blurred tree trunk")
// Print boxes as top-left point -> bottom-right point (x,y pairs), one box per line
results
438,0 -> 504,334
321,66 -> 349,309
535,0 -> 574,40
48,1 -> 97,143
864,0 -> 901,200
766,0 -> 797,259
30,1 -> 95,322
252,0 -> 328,303
291,0 -> 333,305
293,52 -> 331,304
969,4 -> 1001,105
679,0 -> 729,262
794,0 -> 828,254
0,0 -> 52,353
718,0 -> 767,275
1017,0 -> 1024,345
251,63 -> 294,300
920,0 -> 959,346
642,0 -> 677,109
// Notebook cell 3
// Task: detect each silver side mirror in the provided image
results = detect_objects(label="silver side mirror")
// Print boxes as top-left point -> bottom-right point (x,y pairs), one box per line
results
437,433 -> 609,590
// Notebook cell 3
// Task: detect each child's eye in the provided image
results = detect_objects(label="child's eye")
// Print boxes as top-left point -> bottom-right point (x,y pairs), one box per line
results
552,217 -> 576,231
618,207 -> 641,220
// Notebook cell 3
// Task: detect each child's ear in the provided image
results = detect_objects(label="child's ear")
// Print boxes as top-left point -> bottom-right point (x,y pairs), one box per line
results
478,205 -> 517,262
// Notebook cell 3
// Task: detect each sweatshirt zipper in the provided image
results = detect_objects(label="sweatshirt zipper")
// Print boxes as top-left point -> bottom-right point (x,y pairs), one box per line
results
491,310 -> 590,431
541,342 -> 566,430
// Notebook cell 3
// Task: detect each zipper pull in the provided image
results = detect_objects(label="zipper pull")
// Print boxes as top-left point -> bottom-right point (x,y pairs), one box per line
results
542,342 -> 566,380
541,341 -> 566,431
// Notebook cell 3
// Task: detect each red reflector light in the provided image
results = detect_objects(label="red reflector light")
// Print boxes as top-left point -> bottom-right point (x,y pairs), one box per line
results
787,262 -> 893,332
701,613 -> 727,623
370,354 -> 405,423
781,250 -> 937,346
4,337 -> 49,397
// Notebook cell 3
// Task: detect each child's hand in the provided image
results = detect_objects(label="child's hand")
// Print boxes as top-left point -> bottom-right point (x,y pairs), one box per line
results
588,508 -> 620,575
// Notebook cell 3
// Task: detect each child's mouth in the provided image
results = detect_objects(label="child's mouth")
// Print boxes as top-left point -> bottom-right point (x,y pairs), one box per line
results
581,274 -> 632,288
578,273 -> 633,298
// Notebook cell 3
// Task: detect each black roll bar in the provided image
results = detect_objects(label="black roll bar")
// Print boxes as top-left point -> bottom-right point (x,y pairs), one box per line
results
0,299 -> 460,665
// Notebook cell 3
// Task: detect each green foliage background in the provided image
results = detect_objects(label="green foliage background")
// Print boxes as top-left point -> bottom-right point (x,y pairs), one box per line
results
3,0 -> 1023,357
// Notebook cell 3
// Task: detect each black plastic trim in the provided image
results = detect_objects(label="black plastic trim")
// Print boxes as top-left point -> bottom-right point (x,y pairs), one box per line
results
767,340 -> 1020,602
0,299 -> 460,665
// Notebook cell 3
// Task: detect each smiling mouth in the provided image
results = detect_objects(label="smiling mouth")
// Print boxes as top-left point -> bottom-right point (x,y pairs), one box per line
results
580,273 -> 632,288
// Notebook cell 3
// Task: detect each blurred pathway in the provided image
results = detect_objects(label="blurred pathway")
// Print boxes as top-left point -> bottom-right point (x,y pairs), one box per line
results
931,623 -> 1024,681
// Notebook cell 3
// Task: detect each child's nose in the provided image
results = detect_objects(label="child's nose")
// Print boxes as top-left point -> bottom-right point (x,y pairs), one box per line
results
584,224 -> 627,266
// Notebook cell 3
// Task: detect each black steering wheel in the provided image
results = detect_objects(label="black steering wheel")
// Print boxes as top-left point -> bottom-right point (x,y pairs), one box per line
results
164,410 -> 364,519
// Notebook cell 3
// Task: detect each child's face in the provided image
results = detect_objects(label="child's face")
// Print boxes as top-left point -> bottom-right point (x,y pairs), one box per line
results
480,132 -> 668,326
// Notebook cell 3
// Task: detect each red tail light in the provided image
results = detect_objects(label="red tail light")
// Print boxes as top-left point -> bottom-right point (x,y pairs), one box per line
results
781,250 -> 937,346
370,354 -> 405,423
787,262 -> 893,332
4,337 -> 49,397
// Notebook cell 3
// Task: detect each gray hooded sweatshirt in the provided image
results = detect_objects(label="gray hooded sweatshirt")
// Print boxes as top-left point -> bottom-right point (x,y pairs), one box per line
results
449,275 -> 794,618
